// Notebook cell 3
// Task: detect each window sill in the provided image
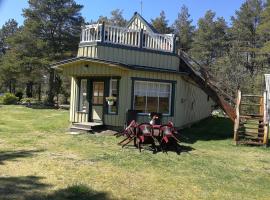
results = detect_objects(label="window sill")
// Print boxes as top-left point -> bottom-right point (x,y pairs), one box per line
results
137,113 -> 172,117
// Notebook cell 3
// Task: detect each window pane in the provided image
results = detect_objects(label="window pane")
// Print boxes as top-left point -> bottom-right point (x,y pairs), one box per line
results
80,79 -> 88,111
134,95 -> 146,112
159,97 -> 170,114
98,97 -> 103,104
146,96 -> 158,113
109,79 -> 118,114
133,81 -> 172,115
93,97 -> 98,104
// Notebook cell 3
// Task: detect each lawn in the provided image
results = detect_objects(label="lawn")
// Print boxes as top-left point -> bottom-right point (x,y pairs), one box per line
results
0,105 -> 270,200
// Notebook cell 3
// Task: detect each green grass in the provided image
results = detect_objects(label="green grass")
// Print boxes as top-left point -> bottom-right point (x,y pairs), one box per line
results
0,105 -> 270,200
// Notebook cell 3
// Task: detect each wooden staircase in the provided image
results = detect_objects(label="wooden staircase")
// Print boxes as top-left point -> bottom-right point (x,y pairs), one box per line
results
179,51 -> 269,146
234,91 -> 269,145
179,50 -> 236,121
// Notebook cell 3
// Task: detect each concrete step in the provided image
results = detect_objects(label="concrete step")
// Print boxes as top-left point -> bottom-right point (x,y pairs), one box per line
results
69,126 -> 92,133
69,122 -> 104,133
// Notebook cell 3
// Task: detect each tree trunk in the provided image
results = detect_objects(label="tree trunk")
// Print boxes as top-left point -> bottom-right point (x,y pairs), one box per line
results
47,68 -> 55,105
26,82 -> 33,97
38,83 -> 41,101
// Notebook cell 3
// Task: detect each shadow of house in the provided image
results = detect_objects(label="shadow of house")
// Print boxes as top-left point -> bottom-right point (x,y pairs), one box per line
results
0,150 -> 44,165
180,117 -> 233,144
0,176 -> 49,200
27,184 -> 123,200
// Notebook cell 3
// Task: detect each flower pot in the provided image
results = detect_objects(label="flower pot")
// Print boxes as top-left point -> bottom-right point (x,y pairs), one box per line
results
107,100 -> 114,106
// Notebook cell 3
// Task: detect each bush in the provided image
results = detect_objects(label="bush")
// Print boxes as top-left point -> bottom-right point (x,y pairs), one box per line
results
15,91 -> 24,101
20,97 -> 39,105
2,93 -> 19,105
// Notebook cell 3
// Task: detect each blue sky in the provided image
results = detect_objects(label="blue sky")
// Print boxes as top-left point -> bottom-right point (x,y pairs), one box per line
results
0,0 -> 246,27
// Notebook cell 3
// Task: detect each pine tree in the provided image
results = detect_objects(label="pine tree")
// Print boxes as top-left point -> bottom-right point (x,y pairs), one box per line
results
0,19 -> 19,55
173,5 -> 195,52
230,0 -> 264,74
191,10 -> 228,68
258,0 -> 270,56
0,19 -> 20,92
98,9 -> 127,26
151,11 -> 172,34
22,0 -> 84,103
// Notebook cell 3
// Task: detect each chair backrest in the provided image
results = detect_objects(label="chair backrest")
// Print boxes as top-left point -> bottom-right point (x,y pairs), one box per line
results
126,120 -> 137,129
138,123 -> 153,135
150,112 -> 162,125
160,125 -> 173,135
126,110 -> 140,126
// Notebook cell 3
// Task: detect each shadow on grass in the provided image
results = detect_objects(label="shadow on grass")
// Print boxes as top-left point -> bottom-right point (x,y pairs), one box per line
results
180,117 -> 233,144
0,176 -> 119,200
0,149 -> 44,165
27,184 -> 118,200
0,176 -> 49,200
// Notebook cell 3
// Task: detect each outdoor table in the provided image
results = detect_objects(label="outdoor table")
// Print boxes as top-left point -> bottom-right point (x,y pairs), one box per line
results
152,124 -> 161,137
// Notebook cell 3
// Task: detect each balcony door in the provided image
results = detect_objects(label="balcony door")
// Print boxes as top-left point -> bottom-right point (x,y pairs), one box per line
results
92,81 -> 104,122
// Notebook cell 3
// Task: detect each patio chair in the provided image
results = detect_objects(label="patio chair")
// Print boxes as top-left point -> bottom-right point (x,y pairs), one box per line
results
159,121 -> 180,153
149,112 -> 162,125
136,123 -> 158,152
114,109 -> 140,137
118,120 -> 138,148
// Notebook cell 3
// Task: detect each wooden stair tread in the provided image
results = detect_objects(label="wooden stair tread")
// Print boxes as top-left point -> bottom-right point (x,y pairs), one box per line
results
236,141 -> 264,145
241,94 -> 263,98
240,103 -> 261,106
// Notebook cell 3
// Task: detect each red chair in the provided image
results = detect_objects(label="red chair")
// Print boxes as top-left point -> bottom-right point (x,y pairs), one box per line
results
136,123 -> 158,152
118,120 -> 138,148
159,121 -> 180,153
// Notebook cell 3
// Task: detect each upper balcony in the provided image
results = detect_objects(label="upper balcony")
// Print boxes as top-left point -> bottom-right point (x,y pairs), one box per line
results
80,23 -> 175,53
76,13 -> 179,71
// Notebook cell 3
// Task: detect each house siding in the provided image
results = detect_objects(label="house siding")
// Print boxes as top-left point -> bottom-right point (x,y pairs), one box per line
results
67,62 -> 214,127
77,45 -> 179,71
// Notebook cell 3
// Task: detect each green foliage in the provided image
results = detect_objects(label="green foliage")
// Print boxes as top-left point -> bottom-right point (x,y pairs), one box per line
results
20,97 -> 39,105
15,91 -> 23,101
258,1 -> 270,54
151,11 -> 172,34
2,93 -> 18,105
173,5 -> 195,52
191,10 -> 228,66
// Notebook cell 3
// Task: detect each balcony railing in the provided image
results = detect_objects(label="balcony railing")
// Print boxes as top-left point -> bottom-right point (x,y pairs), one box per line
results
80,23 -> 175,53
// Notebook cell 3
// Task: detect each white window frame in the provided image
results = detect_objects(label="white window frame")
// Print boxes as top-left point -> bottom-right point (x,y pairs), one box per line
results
108,79 -> 118,114
133,80 -> 172,116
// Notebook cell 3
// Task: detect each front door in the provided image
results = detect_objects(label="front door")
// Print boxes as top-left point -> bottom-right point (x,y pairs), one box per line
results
91,81 -> 104,122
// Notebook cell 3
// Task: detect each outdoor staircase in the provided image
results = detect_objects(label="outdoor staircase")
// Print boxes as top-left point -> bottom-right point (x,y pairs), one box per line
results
70,122 -> 104,133
179,50 -> 236,121
234,92 -> 269,145
179,50 -> 269,146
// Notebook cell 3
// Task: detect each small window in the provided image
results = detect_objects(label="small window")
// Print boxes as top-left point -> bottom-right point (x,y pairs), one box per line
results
79,79 -> 88,112
133,80 -> 172,115
108,79 -> 118,114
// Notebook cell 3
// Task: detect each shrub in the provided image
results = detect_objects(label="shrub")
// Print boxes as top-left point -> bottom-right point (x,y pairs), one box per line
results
21,97 -> 38,105
2,93 -> 19,105
15,91 -> 24,101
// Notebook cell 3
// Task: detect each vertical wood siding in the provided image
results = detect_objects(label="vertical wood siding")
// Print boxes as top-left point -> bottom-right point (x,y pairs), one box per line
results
67,63 -> 214,127
127,17 -> 148,32
77,45 -> 179,71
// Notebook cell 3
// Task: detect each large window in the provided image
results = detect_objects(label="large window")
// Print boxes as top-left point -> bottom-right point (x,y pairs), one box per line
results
108,79 -> 118,114
79,79 -> 88,112
133,80 -> 172,115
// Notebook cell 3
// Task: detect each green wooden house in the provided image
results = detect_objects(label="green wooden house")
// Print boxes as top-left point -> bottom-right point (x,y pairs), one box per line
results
52,12 -> 215,130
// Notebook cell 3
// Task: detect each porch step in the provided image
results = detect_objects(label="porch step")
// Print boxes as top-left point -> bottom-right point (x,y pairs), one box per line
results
69,122 -> 103,133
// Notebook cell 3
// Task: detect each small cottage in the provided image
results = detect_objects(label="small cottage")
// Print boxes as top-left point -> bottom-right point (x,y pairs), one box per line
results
52,12 -> 217,129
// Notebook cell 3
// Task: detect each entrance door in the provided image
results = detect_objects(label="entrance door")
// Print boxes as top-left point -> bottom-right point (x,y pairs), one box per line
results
92,81 -> 104,122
